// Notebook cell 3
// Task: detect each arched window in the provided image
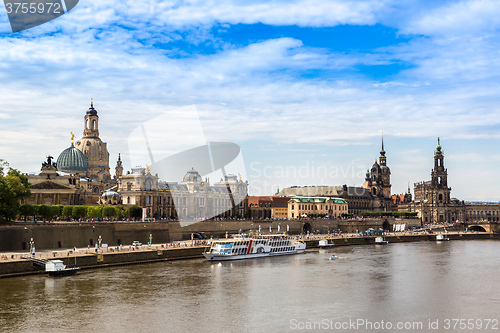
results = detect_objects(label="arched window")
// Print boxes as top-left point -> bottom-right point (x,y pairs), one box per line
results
145,180 -> 152,191
438,194 -> 443,201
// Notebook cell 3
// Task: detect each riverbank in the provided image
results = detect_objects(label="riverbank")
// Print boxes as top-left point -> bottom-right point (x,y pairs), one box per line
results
1,231 -> 497,278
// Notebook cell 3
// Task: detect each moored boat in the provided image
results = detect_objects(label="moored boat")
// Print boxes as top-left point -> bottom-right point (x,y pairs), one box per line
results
375,237 -> 389,245
203,234 -> 306,261
318,239 -> 335,248
45,260 -> 80,277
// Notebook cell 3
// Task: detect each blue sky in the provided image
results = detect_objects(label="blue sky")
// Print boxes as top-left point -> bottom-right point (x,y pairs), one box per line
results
0,0 -> 499,200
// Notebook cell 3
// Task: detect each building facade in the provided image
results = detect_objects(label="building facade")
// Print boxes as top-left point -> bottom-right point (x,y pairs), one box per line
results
398,138 -> 466,224
118,167 -> 248,220
287,196 -> 348,219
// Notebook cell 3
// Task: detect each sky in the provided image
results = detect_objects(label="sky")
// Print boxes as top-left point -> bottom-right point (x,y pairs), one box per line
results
0,0 -> 499,201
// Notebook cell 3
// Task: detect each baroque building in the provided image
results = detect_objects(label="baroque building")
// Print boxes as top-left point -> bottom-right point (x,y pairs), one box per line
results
398,138 -> 465,224
74,100 -> 111,182
117,167 -> 248,220
278,136 -> 393,214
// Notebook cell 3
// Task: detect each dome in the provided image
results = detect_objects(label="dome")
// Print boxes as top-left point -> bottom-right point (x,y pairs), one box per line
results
102,190 -> 120,198
182,168 -> 202,183
57,144 -> 89,173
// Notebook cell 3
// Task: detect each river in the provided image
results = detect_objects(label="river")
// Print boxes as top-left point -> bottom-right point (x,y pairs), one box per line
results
1,240 -> 499,332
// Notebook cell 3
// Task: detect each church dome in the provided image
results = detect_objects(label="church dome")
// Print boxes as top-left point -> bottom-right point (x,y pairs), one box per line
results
57,144 -> 89,173
182,168 -> 202,183
102,190 -> 120,198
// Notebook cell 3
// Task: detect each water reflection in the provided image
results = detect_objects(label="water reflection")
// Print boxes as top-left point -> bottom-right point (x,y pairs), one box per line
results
1,240 -> 499,332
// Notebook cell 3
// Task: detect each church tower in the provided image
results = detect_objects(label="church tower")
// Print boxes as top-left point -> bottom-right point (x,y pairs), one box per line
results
115,153 -> 123,179
75,100 -> 111,182
84,99 -> 99,137
378,135 -> 391,198
430,137 -> 451,205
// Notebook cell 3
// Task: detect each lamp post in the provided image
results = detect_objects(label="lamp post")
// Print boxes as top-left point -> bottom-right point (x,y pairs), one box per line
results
24,227 -> 35,256
93,226 -> 101,248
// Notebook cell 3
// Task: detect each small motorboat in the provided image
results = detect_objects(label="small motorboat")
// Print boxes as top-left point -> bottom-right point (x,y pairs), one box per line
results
435,234 -> 450,242
45,260 -> 80,277
318,239 -> 335,248
375,237 -> 389,245
329,254 -> 339,260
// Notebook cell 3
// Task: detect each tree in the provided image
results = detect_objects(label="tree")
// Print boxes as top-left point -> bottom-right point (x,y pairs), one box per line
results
128,205 -> 142,219
62,205 -> 74,219
0,160 -> 31,222
103,206 -> 116,219
72,206 -> 87,218
114,206 -> 124,219
19,204 -> 36,222
87,206 -> 103,218
38,204 -> 51,221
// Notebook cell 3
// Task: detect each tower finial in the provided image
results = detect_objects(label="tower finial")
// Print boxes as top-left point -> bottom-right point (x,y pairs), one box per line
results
91,98 -> 93,108
382,131 -> 384,151
70,132 -> 75,145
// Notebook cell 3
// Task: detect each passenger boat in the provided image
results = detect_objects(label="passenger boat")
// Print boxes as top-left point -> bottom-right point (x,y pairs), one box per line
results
203,234 -> 306,261
45,260 -> 80,277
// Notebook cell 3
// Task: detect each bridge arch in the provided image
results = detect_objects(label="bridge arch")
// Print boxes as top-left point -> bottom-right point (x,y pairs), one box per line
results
469,225 -> 487,232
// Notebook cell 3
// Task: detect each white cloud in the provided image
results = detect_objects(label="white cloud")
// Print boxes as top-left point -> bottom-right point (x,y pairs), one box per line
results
401,0 -> 500,37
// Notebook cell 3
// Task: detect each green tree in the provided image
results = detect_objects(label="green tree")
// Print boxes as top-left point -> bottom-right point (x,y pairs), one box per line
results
103,206 -> 116,219
38,204 -> 51,221
87,206 -> 103,218
62,205 -> 74,219
0,161 -> 31,222
51,205 -> 62,218
72,206 -> 87,218
114,206 -> 124,219
128,205 -> 142,219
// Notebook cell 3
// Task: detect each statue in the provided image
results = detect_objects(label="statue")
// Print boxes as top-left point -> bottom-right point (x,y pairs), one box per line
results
47,155 -> 53,165
70,132 -> 75,144
146,164 -> 150,174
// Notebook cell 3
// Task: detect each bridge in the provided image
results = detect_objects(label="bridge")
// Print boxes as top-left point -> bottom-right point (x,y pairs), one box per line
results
466,222 -> 499,233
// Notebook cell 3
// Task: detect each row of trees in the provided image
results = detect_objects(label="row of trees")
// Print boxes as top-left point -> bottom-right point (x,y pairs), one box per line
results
18,204 -> 144,221
359,211 -> 418,218
0,160 -> 31,222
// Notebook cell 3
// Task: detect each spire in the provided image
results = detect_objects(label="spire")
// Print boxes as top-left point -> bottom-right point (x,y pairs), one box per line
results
435,136 -> 442,153
408,181 -> 411,193
365,169 -> 370,181
91,98 -> 93,108
380,132 -> 386,156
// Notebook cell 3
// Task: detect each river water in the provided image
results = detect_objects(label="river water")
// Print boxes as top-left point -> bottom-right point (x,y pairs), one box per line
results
1,240 -> 499,333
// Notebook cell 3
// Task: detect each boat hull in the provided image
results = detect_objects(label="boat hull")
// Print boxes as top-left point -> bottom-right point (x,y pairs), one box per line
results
204,249 -> 305,261
47,267 -> 80,277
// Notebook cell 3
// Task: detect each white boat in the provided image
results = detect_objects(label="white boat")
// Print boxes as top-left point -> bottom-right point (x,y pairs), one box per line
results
375,237 -> 389,245
435,234 -> 450,241
203,234 -> 306,261
45,260 -> 80,277
318,239 -> 335,248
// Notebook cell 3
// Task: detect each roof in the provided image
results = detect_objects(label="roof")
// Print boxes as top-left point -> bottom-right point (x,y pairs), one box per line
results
289,196 -> 347,204
56,144 -> 89,173
278,186 -> 342,197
